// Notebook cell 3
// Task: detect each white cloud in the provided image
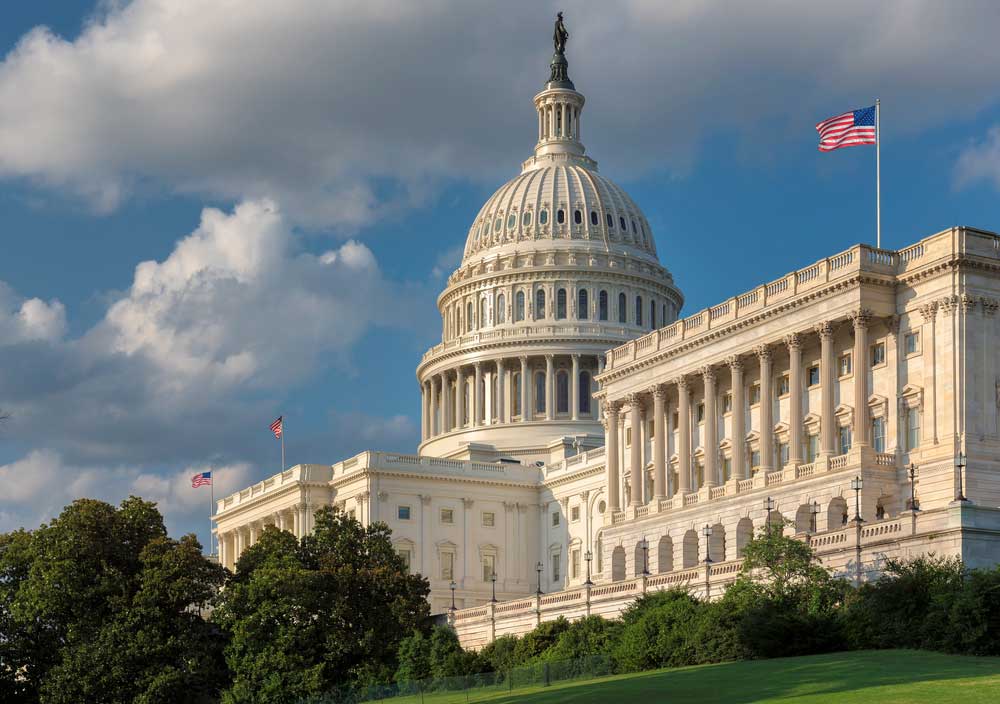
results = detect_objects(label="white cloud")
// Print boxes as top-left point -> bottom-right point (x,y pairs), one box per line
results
1,1 -> 999,226
955,125 -> 1000,191
0,284 -> 65,342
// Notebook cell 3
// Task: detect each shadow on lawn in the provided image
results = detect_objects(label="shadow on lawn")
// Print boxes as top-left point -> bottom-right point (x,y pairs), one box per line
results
478,651 -> 1000,704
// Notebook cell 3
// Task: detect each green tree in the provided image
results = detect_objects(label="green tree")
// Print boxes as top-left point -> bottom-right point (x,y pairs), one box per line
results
395,630 -> 432,683
542,615 -> 621,662
215,507 -> 430,703
512,617 -> 570,663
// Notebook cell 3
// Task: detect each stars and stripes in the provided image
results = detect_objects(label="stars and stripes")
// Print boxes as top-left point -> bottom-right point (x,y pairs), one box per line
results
270,416 -> 283,439
816,105 -> 877,152
191,471 -> 212,488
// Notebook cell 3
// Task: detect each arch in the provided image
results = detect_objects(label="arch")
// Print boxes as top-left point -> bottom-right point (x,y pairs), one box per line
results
496,293 -> 506,324
599,290 -> 609,320
579,371 -> 592,415
466,301 -> 474,332
635,295 -> 643,326
736,517 -> 754,558
828,496 -> 849,529
709,523 -> 725,562
515,291 -> 525,322
618,292 -> 627,323
682,530 -> 699,568
578,289 -> 589,320
795,504 -> 815,534
534,371 -> 546,415
556,371 -> 569,414
633,542 -> 647,577
556,288 -> 567,319
657,535 -> 673,573
535,289 -> 546,320
611,546 -> 626,581
768,510 -> 785,535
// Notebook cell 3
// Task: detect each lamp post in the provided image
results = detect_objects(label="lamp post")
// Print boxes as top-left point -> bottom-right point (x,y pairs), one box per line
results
907,463 -> 920,511
955,452 -> 968,502
810,500 -> 820,534
584,549 -> 593,586
851,476 -> 863,523
449,580 -> 456,613
639,537 -> 649,576
764,496 -> 775,534
851,475 -> 864,588
535,560 -> 544,596
491,571 -> 497,603
702,524 -> 713,564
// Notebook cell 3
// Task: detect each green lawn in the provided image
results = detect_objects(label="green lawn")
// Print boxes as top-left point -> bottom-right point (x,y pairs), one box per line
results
389,650 -> 1000,704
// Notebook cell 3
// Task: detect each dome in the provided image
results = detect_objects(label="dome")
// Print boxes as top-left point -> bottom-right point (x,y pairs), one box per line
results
463,163 -> 658,264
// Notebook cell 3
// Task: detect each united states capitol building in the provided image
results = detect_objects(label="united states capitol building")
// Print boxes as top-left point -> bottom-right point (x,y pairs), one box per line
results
213,32 -> 1000,648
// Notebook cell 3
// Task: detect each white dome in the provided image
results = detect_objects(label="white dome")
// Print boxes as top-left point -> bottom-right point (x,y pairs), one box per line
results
463,162 -> 658,264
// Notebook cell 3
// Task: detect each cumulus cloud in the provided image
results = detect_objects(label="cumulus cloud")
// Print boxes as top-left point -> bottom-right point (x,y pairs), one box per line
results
955,125 -> 1000,191
1,1 -> 999,225
0,283 -> 66,342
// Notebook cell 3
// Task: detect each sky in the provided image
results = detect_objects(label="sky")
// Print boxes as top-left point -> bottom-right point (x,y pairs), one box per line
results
2,1 -> 1000,546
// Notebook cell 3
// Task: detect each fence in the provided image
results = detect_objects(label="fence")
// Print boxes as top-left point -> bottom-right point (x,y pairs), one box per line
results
300,654 -> 615,703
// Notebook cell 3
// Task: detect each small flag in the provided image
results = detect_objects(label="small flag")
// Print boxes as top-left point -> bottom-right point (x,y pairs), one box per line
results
816,105 -> 877,152
270,416 -> 283,439
191,471 -> 212,488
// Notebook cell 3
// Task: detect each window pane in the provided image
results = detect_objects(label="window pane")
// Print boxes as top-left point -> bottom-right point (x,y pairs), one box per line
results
557,372 -> 569,413
599,290 -> 608,320
579,372 -> 592,414
618,293 -> 627,323
535,372 -> 546,413
635,296 -> 643,326
578,289 -> 588,319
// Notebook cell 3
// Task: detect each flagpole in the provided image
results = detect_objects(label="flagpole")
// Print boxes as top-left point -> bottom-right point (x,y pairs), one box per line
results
876,98 -> 881,249
281,426 -> 285,472
210,470 -> 215,557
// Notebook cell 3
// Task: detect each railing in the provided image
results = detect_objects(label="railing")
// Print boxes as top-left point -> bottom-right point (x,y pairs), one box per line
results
830,455 -> 849,470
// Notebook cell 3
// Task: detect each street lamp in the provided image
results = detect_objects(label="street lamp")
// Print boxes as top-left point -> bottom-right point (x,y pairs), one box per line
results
491,571 -> 497,603
810,500 -> 821,534
702,524 -> 713,564
449,580 -> 456,612
850,475 -> 864,587
764,496 -> 775,533
639,537 -> 649,576
584,549 -> 593,586
535,561 -> 544,596
955,452 -> 968,502
907,463 -> 920,512
850,476 -> 864,523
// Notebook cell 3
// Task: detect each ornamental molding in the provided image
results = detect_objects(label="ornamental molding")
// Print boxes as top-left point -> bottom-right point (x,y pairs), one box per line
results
981,297 -> 1000,316
848,308 -> 873,329
783,333 -> 801,350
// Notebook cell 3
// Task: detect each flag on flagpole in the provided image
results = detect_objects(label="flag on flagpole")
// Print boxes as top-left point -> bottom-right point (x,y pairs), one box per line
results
270,416 -> 283,439
815,105 -> 877,152
191,471 -> 212,488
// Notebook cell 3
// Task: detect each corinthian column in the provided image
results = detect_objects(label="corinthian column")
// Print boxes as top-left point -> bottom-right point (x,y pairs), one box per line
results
473,362 -> 483,427
520,356 -> 529,421
756,345 -> 774,472
429,378 -> 439,437
816,321 -> 836,456
676,377 -> 691,494
652,385 -> 667,500
627,394 -> 643,506
571,354 -> 580,421
728,357 -> 745,479
850,310 -> 872,446
784,334 -> 803,465
701,367 -> 718,487
455,367 -> 465,429
605,403 -> 621,511
545,354 -> 555,421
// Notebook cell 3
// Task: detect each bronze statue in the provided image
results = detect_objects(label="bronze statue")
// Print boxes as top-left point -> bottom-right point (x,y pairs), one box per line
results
554,12 -> 568,54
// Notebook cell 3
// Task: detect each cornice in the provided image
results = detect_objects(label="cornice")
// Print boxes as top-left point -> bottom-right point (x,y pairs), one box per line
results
214,481 -> 329,522
543,463 -> 605,489
333,466 -> 543,491
418,334 -> 631,377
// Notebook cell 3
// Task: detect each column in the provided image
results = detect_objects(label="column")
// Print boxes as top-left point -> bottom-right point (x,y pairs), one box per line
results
571,354 -> 580,421
605,403 -> 621,511
652,385 -> 667,500
292,507 -> 301,537
851,309 -> 872,446
218,532 -> 226,568
473,362 -> 483,426
538,107 -> 544,141
920,304 -> 938,443
455,367 -> 465,429
702,367 -> 718,486
561,103 -> 567,138
756,345 -> 774,472
676,377 -> 691,494
545,354 -> 555,421
728,357 -> 746,479
627,394 -> 643,506
438,371 -> 448,432
497,360 -> 507,424
816,321 -> 836,456
597,355 -> 606,418
520,356 -> 530,421
785,334 -> 803,465
429,378 -> 439,437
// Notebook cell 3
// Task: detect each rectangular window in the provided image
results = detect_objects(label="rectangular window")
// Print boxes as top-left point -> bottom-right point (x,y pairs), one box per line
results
482,554 -> 495,582
905,332 -> 920,355
839,426 -> 852,455
907,408 -> 920,450
806,434 -> 819,463
839,353 -> 853,377
807,365 -> 820,387
722,456 -> 732,481
570,506 -> 580,522
441,552 -> 454,580
397,549 -> 411,572
552,554 -> 561,582
779,442 -> 789,467
723,393 -> 733,413
696,403 -> 705,422
872,417 -> 886,453
440,508 -> 454,524
482,511 -> 495,527
571,549 -> 580,579
750,450 -> 761,471
397,505 -> 411,521
778,374 -> 790,396
750,383 -> 761,405
871,341 -> 886,367
552,511 -> 560,527
626,428 -> 632,447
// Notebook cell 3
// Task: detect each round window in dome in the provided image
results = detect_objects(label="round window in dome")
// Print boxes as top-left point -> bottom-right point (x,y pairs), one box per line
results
522,211 -> 532,227
539,209 -> 549,225
606,213 -> 614,228
508,213 -> 516,229
590,210 -> 598,226
557,209 -> 565,224
494,217 -> 502,233
619,216 -> 627,231
573,209 -> 582,225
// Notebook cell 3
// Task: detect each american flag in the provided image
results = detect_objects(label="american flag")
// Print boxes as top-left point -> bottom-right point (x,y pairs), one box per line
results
191,471 -> 212,488
270,416 -> 283,439
816,105 -> 877,152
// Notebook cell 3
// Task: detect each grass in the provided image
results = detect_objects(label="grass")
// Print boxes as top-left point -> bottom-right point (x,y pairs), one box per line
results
385,650 -> 1000,704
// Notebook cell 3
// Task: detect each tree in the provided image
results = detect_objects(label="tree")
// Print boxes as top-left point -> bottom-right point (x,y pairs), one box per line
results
215,507 -> 430,703
395,630 -> 432,684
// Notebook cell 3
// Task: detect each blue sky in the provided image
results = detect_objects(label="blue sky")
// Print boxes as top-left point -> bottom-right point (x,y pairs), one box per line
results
1,1 -> 999,544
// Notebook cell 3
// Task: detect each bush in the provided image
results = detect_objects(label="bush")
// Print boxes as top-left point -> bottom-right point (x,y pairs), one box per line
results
613,589 -> 703,671
478,635 -> 519,674
542,616 -> 622,663
512,618 -> 571,663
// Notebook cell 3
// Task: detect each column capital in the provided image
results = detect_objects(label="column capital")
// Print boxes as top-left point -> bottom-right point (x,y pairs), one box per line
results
624,392 -> 642,409
849,308 -> 873,329
783,333 -> 802,350
462,497 -> 475,508
886,314 -> 901,334
981,297 -> 1000,317
474,361 -> 483,371
725,355 -> 743,373
672,375 -> 689,391
938,295 -> 959,316
699,365 -> 716,383
418,494 -> 432,505
579,489 -> 590,502
814,320 -> 835,339
961,293 -> 977,314
650,384 -> 667,400
753,344 -> 772,362
545,353 -> 555,362
919,301 -> 938,321
571,352 -> 581,360
519,354 -> 529,364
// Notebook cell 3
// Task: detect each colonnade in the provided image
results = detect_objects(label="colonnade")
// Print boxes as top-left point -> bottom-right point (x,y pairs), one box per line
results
537,99 -> 580,142
603,311 -> 876,512
217,503 -> 314,570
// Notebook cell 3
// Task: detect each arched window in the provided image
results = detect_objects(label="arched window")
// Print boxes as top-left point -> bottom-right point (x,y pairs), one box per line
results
480,298 -> 487,328
662,303 -> 667,325
632,219 -> 638,234
657,535 -> 673,573
590,210 -> 598,226
578,289 -> 588,320
606,213 -> 614,228
556,289 -> 567,319
599,290 -> 608,320
507,213 -> 516,229
573,209 -> 582,225
650,299 -> 656,329
515,291 -> 525,322
557,209 -> 565,224
535,289 -> 546,320
635,296 -> 643,326
539,209 -> 548,225
556,371 -> 569,414
494,217 -> 502,233
619,216 -> 627,231
467,301 -> 474,332
512,372 -> 522,417
618,293 -> 627,323
534,371 -> 546,414
579,371 -> 591,414
496,294 -> 506,324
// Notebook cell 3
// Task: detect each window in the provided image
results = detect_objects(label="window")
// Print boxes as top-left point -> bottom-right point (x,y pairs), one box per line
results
571,549 -> 580,579
590,210 -> 598,226
494,217 -> 501,233
750,383 -> 761,405
539,209 -> 548,225
871,341 -> 886,366
556,288 -> 567,319
626,427 -> 631,447
522,211 -> 532,227
552,511 -> 560,527
723,393 -> 733,413
440,508 -> 454,524
620,216 -> 627,231
618,293 -> 627,323
606,212 -> 614,228
579,372 -> 592,414
397,549 -> 411,572
535,372 -> 546,414
479,298 -> 487,330
573,209 -> 582,225
507,213 -> 516,229
779,442 -> 789,467
556,371 -> 569,414
806,434 -> 819,463
441,552 -> 454,580
557,209 -> 565,224
778,374 -> 790,396
905,332 -> 920,355
397,505 -> 411,521
839,353 -> 853,377
808,365 -> 820,387
750,450 -> 761,472
671,411 -> 679,427
513,372 -> 522,417
552,554 -> 561,581
722,456 -> 732,481
872,417 -> 886,453
906,407 -> 920,450
482,511 -> 495,527
696,403 -> 705,423
571,506 -> 580,522
635,296 -> 643,326
647,418 -> 654,438
650,300 -> 656,329
599,290 -> 608,320
578,289 -> 588,319
515,291 -> 525,321
535,289 -> 546,320
496,294 -> 506,323
466,301 -> 474,332
839,426 -> 852,455
482,554 -> 496,581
